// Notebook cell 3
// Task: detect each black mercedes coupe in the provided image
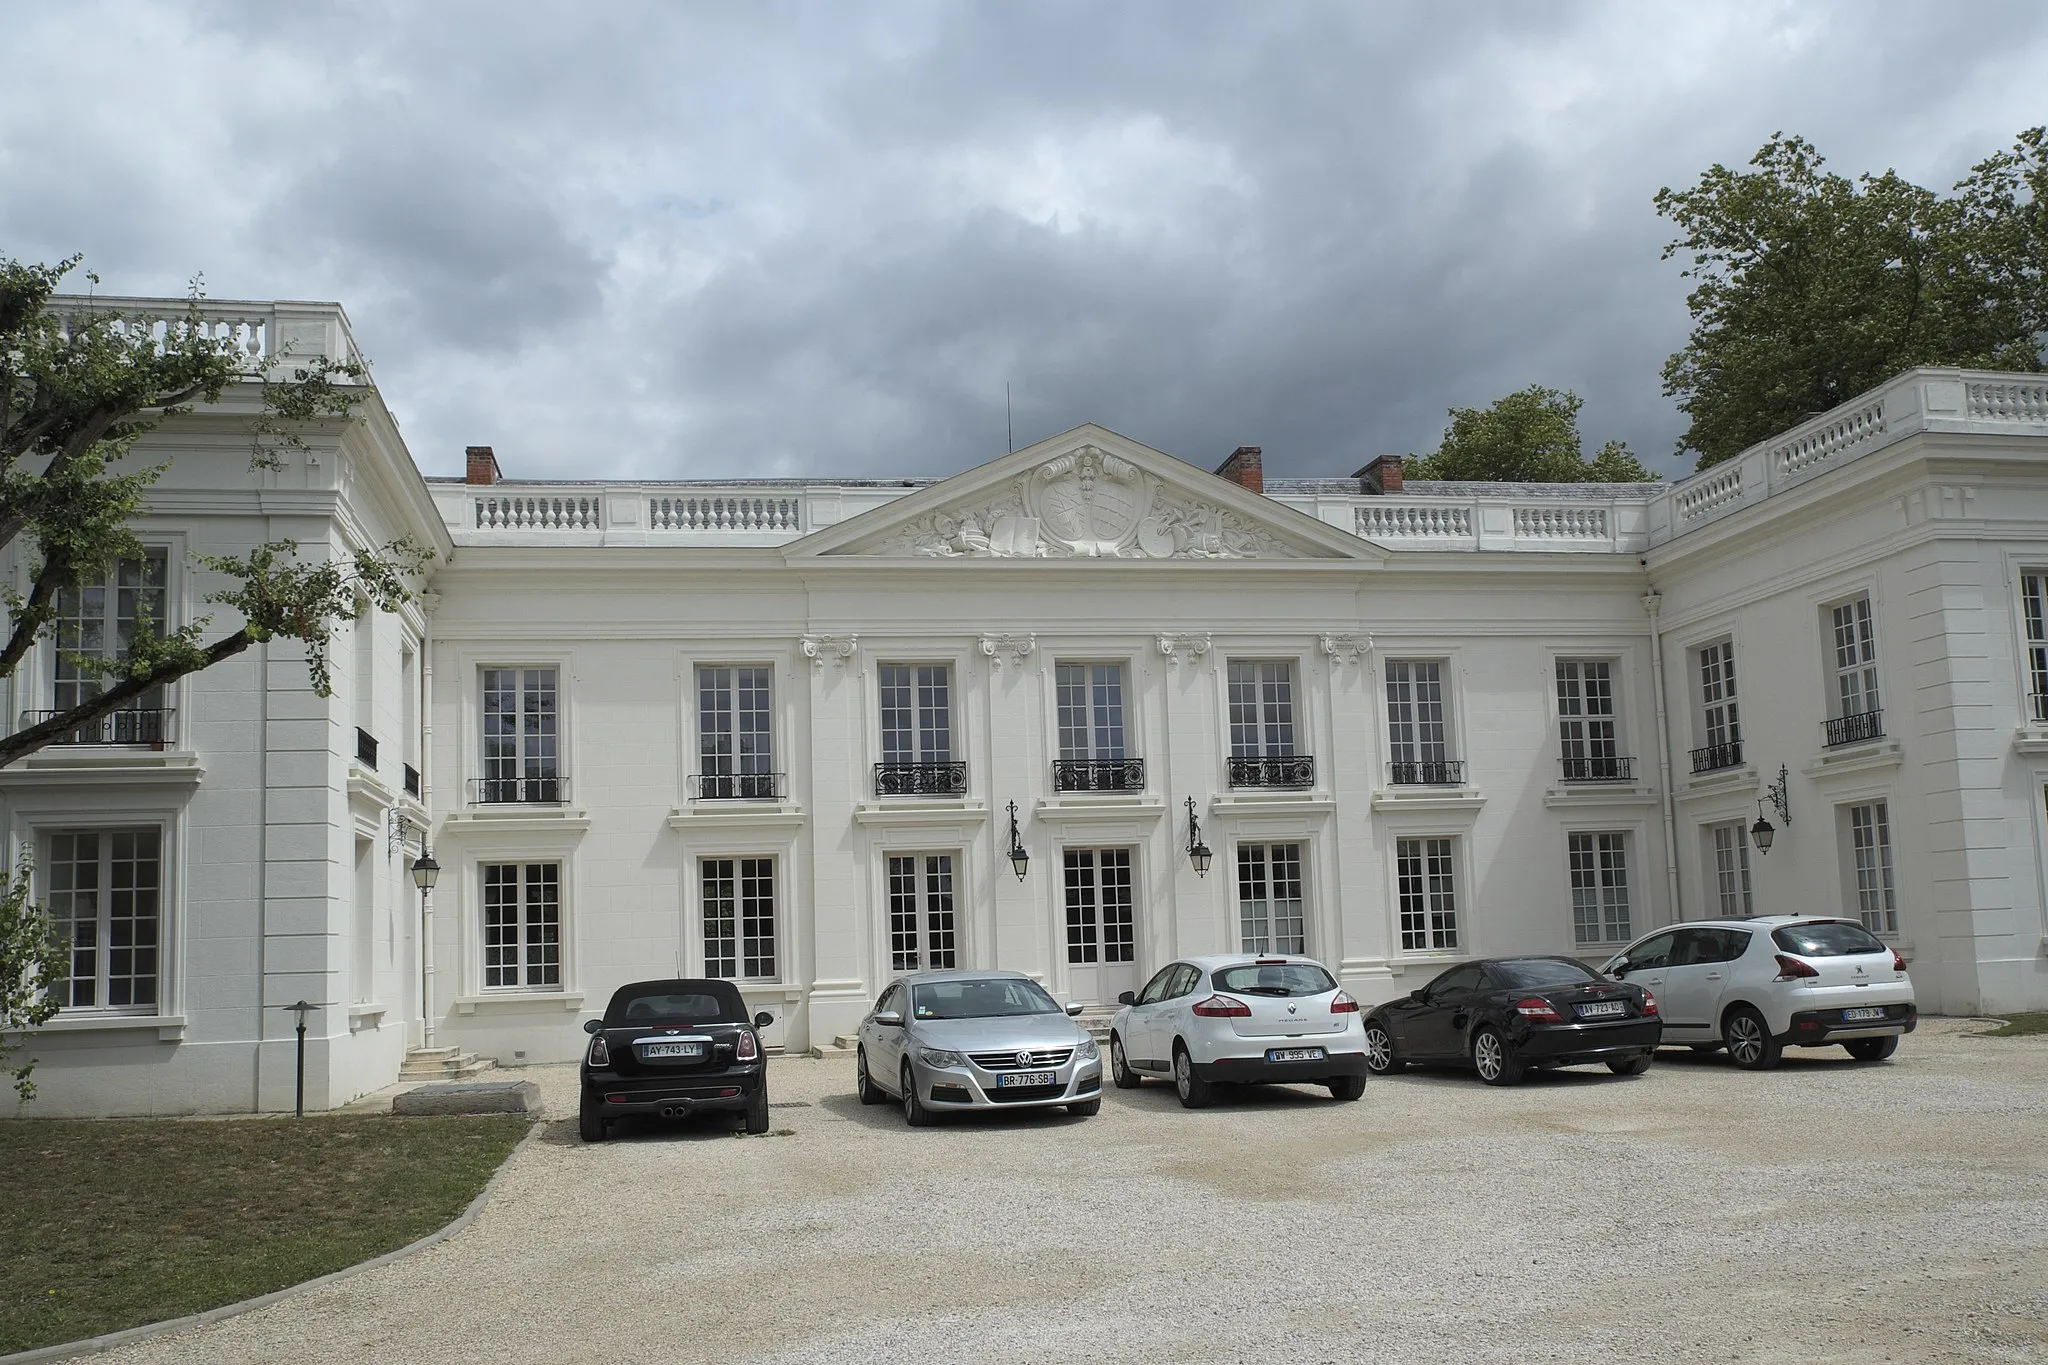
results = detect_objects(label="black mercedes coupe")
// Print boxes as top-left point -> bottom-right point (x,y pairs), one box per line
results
1360,956 -> 1661,1086
579,979 -> 775,1141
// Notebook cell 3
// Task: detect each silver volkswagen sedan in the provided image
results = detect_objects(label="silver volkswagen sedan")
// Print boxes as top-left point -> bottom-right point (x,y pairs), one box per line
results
855,970 -> 1103,1124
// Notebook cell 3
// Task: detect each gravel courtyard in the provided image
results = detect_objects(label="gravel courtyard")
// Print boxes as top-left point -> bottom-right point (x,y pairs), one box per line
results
92,1019 -> 2048,1365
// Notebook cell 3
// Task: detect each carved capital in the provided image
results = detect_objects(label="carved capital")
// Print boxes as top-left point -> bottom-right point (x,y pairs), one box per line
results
1155,632 -> 1212,666
1319,633 -> 1372,666
978,633 -> 1037,670
800,634 -> 859,671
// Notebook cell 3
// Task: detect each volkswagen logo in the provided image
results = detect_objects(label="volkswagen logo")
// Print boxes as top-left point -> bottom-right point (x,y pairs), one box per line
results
1015,1050 -> 1035,1069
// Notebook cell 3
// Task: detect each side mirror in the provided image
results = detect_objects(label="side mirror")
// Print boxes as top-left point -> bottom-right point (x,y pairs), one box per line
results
753,1011 -> 774,1029
582,1018 -> 603,1035
1408,988 -> 1427,1003
874,1010 -> 904,1028
1605,959 -> 1629,977
1117,991 -> 1137,1006
1064,1001 -> 1085,1017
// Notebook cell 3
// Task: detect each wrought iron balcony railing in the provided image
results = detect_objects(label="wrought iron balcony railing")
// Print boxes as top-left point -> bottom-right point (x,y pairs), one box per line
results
1052,758 -> 1146,793
21,707 -> 174,746
1823,710 -> 1884,747
1389,759 -> 1466,786
691,771 -> 788,800
355,727 -> 378,768
1561,755 -> 1635,782
874,761 -> 968,797
403,764 -> 421,799
469,775 -> 568,804
1690,740 -> 1743,774
1227,755 -> 1316,789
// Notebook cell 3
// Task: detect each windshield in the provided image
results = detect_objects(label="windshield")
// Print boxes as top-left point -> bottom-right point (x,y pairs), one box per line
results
1774,921 -> 1888,957
1212,963 -> 1336,997
1491,959 -> 1602,988
911,978 -> 1063,1021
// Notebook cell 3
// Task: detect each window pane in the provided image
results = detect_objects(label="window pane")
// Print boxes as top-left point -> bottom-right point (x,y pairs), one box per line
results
1064,849 -> 1099,964
702,858 -> 737,978
923,854 -> 957,969
740,857 -> 776,979
1236,844 -> 1269,952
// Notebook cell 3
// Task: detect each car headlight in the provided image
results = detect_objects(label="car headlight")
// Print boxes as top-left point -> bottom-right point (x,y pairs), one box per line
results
1075,1035 -> 1100,1061
916,1047 -> 967,1069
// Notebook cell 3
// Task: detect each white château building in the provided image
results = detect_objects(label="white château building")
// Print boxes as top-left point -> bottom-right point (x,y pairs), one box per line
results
8,295 -> 2048,1115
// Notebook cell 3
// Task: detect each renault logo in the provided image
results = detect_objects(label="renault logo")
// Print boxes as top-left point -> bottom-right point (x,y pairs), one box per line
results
1287,1004 -> 1298,1015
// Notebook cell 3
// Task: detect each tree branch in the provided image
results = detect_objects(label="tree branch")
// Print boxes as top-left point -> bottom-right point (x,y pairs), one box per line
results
0,628 -> 253,768
0,560 -> 66,683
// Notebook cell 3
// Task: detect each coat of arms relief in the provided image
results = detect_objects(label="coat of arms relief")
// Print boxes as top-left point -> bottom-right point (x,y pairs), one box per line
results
880,446 -> 1297,559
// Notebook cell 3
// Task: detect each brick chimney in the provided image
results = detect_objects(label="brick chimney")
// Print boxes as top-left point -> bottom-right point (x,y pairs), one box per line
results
1214,445 -> 1264,494
465,445 -> 502,485
1354,454 -> 1404,494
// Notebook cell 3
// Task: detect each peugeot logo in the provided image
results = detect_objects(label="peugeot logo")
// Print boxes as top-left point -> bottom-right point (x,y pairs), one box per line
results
1015,1050 -> 1035,1069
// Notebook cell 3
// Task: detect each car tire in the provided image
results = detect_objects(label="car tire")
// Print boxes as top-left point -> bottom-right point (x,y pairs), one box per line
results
744,1087 -> 770,1135
1110,1033 -> 1141,1089
1844,1036 -> 1899,1062
1723,1006 -> 1783,1070
1471,1026 -> 1524,1086
1067,1097 -> 1102,1117
577,1095 -> 609,1144
1362,1019 -> 1403,1076
1172,1043 -> 1213,1109
1327,1073 -> 1367,1101
855,1047 -> 884,1105
1606,1054 -> 1652,1076
900,1062 -> 933,1128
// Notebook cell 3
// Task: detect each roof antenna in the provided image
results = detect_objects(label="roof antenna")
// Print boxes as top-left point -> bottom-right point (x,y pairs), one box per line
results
1006,382 -> 1014,453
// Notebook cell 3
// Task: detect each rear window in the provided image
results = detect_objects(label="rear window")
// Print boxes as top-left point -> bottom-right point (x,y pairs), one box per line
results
606,985 -> 744,1026
1773,921 -> 1888,957
1490,958 -> 1601,989
1212,963 -> 1337,997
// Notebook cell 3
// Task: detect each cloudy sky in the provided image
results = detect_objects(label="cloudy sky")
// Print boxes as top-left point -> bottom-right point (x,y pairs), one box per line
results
2,2 -> 2043,483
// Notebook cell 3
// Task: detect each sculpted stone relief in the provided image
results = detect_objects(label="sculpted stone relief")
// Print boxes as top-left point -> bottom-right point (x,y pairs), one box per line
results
874,446 -> 1301,560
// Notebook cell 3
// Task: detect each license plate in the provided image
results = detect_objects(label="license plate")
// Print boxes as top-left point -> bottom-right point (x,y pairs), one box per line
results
997,1070 -> 1057,1088
1842,1006 -> 1887,1022
640,1042 -> 704,1059
1267,1047 -> 1326,1062
1577,1001 -> 1627,1018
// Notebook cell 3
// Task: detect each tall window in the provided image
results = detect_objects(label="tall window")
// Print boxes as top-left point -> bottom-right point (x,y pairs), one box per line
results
1385,660 -> 1449,768
1396,836 -> 1459,951
1697,641 -> 1740,752
45,828 -> 161,1011
1227,662 -> 1297,757
1847,802 -> 1898,934
698,666 -> 774,798
1556,661 -> 1621,779
1709,821 -> 1753,917
2025,574 -> 2048,721
1237,843 -> 1305,954
1064,848 -> 1135,965
879,664 -> 952,764
52,551 -> 169,739
702,857 -> 776,980
1831,598 -> 1880,717
481,668 -> 558,802
482,862 -> 561,988
1056,663 -> 1127,760
887,853 -> 957,970
1567,832 -> 1631,945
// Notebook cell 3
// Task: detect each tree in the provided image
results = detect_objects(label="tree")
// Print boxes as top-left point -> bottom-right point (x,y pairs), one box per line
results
1657,128 -> 2048,467
1405,385 -> 1659,482
1,853 -> 61,1100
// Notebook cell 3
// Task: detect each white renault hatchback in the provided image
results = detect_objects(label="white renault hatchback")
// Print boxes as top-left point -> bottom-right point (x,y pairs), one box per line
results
1600,917 -> 1916,1069
1107,954 -> 1368,1107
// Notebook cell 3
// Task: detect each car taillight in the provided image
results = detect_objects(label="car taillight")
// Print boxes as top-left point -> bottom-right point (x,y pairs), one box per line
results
1640,990 -> 1658,1016
1774,954 -> 1819,981
587,1035 -> 610,1067
1330,991 -> 1360,1014
1513,997 -> 1562,1022
735,1028 -> 760,1061
1891,950 -> 1908,973
1190,994 -> 1252,1017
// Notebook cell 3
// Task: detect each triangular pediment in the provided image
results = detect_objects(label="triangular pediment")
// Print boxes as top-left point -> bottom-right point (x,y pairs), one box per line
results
787,425 -> 1382,562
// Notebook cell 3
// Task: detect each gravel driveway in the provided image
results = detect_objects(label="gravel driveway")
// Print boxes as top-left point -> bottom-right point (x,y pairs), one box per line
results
93,1018 -> 2048,1365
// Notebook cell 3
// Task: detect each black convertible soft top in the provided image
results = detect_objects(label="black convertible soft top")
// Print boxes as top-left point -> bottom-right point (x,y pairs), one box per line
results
602,978 -> 748,1027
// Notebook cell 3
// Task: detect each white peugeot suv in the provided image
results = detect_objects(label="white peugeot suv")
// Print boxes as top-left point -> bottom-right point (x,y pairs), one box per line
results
1107,954 -> 1368,1107
1600,917 -> 1916,1069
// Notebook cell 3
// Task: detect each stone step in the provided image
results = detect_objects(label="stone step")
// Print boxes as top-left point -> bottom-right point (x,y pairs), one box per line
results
400,1049 -> 497,1081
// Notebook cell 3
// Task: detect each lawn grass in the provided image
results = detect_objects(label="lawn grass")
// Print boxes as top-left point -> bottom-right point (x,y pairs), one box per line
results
1977,1011 -> 2048,1036
0,1113 -> 530,1355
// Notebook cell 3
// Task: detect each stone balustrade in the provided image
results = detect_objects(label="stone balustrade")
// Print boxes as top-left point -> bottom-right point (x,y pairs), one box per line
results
45,295 -> 365,374
649,495 -> 802,532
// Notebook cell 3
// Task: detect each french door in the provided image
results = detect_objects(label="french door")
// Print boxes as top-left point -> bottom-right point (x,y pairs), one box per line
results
1063,847 -> 1137,1004
886,852 -> 958,972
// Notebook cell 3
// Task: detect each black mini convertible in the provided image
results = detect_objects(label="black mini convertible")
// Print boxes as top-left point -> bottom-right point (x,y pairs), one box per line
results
579,979 -> 775,1141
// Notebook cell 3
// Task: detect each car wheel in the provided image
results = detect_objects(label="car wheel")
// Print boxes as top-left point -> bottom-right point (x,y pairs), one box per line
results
1327,1073 -> 1367,1101
900,1062 -> 933,1128
1361,1020 -> 1403,1075
1471,1026 -> 1524,1086
1606,1054 -> 1652,1076
1723,1006 -> 1782,1070
577,1095 -> 609,1144
1109,1033 -> 1141,1089
1172,1043 -> 1213,1109
744,1087 -> 770,1135
1844,1036 -> 1899,1062
1067,1097 -> 1102,1117
855,1047 -> 884,1105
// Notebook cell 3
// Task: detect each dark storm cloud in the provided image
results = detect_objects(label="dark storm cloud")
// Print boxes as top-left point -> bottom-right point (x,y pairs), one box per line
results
1,0 -> 2043,481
